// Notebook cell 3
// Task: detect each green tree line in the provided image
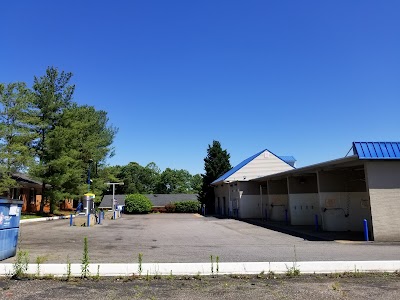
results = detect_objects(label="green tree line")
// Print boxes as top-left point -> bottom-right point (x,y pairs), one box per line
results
103,162 -> 202,195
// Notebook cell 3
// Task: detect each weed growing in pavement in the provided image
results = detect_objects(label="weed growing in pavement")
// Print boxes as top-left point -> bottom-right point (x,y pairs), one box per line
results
66,255 -> 72,280
35,255 -> 47,277
327,272 -> 341,279
210,255 -> 214,275
146,271 -> 150,281
12,250 -> 29,279
92,265 -> 100,280
353,266 -> 362,277
138,253 -> 143,276
216,256 -> 220,275
194,272 -> 201,280
43,274 -> 55,279
166,270 -> 173,280
285,245 -> 300,277
81,237 -> 90,278
286,265 -> 300,277
331,281 -> 341,291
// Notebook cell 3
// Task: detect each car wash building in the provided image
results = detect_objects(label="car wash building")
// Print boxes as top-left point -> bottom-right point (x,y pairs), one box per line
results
252,142 -> 400,242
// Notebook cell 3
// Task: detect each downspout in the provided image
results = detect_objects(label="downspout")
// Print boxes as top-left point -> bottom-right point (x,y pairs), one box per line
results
228,182 -> 231,217
237,181 -> 240,218
259,185 -> 263,220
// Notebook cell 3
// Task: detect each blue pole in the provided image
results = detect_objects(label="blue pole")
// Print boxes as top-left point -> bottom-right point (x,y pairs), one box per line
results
70,214 -> 73,226
98,212 -> 101,224
363,219 -> 369,241
285,209 -> 288,225
315,214 -> 319,231
102,211 -> 105,220
113,210 -> 116,220
87,213 -> 90,227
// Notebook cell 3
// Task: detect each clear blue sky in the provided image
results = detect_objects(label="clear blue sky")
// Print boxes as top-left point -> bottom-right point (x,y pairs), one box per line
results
1,1 -> 399,175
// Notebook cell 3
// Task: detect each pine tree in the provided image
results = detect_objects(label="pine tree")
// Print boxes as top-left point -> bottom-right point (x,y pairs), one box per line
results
30,66 -> 75,212
42,104 -> 117,208
199,140 -> 231,213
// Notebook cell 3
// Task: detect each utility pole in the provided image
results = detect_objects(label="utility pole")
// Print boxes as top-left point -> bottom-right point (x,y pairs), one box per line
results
106,182 -> 124,215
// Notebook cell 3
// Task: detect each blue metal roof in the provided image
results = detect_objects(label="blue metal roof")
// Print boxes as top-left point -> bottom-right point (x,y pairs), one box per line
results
211,149 -> 295,185
278,156 -> 296,167
353,142 -> 400,159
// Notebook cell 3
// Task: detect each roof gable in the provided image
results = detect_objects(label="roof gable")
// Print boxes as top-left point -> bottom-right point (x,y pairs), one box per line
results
212,149 -> 265,184
212,149 -> 295,185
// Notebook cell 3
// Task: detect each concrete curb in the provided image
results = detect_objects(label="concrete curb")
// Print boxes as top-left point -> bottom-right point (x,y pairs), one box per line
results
1,261 -> 399,277
20,215 -> 74,224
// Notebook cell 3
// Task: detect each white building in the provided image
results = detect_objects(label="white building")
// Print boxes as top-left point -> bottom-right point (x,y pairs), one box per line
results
212,148 -> 295,218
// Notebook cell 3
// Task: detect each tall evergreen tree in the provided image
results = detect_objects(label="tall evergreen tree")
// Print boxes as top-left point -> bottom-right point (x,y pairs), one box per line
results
43,104 -> 117,209
30,67 -> 75,212
0,82 -> 35,195
199,140 -> 231,213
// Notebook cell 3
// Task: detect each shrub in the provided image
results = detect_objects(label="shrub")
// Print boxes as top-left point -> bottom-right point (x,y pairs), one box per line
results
165,202 -> 176,213
125,194 -> 152,214
174,200 -> 201,213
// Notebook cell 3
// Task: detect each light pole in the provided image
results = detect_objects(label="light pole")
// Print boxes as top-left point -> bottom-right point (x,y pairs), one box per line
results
87,159 -> 93,192
106,182 -> 124,217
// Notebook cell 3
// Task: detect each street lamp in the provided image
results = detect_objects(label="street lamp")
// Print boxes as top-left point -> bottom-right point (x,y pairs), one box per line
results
87,159 -> 93,192
106,182 -> 124,217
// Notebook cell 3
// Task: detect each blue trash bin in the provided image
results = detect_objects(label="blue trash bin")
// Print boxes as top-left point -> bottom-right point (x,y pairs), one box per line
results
0,198 -> 23,261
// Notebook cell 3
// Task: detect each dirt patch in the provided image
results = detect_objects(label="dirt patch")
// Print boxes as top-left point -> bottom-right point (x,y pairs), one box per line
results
1,273 -> 399,300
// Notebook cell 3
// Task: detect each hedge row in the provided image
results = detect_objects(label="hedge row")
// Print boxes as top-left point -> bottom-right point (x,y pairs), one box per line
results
165,200 -> 200,213
124,195 -> 201,214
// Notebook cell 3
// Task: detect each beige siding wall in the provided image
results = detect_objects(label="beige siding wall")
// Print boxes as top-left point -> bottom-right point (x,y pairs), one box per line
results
365,161 -> 400,242
226,151 -> 293,181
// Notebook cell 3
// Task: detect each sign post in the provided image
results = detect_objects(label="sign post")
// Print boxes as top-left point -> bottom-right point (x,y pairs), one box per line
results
106,182 -> 124,219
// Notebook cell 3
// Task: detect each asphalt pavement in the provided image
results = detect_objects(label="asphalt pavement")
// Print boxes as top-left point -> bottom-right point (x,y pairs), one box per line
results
3,214 -> 400,264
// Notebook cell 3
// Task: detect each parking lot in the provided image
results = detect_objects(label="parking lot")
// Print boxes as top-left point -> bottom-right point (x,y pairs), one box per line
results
3,214 -> 400,264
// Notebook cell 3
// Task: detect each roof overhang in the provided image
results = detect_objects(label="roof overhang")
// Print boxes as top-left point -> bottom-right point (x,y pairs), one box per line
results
252,155 -> 361,182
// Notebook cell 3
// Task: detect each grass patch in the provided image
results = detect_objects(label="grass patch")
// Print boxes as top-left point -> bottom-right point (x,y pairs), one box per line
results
20,214 -> 42,220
